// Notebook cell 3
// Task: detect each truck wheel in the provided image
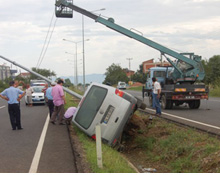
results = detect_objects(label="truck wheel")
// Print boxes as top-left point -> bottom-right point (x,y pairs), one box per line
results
189,100 -> 200,109
194,100 -> 200,109
188,101 -> 195,109
161,95 -> 173,109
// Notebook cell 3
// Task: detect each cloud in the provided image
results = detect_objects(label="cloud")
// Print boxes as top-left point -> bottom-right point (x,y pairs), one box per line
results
0,0 -> 220,77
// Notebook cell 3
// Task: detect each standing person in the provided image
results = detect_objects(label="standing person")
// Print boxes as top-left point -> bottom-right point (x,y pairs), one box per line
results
152,77 -> 162,116
42,84 -> 48,103
46,82 -> 56,118
151,82 -> 156,109
0,81 -> 26,130
25,84 -> 33,106
50,79 -> 66,125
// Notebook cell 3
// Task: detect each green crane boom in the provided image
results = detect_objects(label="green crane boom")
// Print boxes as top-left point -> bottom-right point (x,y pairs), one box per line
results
55,0 -> 205,83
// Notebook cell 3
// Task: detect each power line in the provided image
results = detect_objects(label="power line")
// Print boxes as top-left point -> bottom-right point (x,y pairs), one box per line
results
38,18 -> 58,68
36,12 -> 57,69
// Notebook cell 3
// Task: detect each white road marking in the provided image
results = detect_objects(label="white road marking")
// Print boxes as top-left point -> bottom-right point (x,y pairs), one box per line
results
145,107 -> 220,130
208,99 -> 220,103
29,114 -> 50,173
0,106 -> 6,109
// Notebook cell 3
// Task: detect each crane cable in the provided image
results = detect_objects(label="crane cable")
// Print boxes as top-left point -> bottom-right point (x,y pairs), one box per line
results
36,12 -> 57,69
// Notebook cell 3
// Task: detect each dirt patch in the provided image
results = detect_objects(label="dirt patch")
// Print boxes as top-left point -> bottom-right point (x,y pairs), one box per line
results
201,151 -> 220,173
120,113 -> 220,173
121,114 -> 170,173
130,82 -> 143,87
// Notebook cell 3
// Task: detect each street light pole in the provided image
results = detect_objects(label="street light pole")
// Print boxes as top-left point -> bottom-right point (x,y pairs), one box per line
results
75,43 -> 78,85
63,38 -> 89,87
82,8 -> 106,91
82,15 -> 86,91
65,52 -> 76,85
127,58 -> 133,71
126,58 -> 133,81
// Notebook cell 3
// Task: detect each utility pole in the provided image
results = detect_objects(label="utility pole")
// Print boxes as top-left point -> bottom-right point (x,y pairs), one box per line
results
126,58 -> 133,70
126,58 -> 133,81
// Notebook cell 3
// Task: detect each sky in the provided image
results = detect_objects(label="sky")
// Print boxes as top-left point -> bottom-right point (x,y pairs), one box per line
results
0,0 -> 220,78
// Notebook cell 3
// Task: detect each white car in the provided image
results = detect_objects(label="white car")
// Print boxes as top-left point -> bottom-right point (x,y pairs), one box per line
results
25,86 -> 46,105
117,81 -> 127,90
72,82 -> 139,147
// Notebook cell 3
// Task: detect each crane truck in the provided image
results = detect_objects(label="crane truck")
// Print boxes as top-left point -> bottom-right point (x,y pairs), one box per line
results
55,0 -> 208,110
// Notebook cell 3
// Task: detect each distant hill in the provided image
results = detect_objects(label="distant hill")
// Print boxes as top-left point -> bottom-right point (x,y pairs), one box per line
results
60,74 -> 106,85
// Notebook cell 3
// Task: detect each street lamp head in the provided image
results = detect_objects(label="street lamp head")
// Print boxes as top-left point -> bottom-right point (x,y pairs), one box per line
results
91,8 -> 106,12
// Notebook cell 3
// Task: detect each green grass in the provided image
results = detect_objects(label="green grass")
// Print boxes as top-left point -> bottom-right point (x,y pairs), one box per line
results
128,86 -> 143,91
64,87 -> 83,109
73,125 -> 136,173
135,111 -> 220,173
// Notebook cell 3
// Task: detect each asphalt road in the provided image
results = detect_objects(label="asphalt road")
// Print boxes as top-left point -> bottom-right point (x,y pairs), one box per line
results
0,99 -> 76,173
126,90 -> 220,134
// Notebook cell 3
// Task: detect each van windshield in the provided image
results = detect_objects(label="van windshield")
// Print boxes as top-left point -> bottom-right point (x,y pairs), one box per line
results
75,85 -> 108,129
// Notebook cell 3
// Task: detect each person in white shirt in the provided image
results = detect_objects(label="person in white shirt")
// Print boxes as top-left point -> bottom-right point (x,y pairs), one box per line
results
25,84 -> 33,106
152,77 -> 161,116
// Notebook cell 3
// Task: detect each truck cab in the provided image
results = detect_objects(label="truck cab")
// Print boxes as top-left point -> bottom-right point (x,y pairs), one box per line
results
146,67 -> 173,91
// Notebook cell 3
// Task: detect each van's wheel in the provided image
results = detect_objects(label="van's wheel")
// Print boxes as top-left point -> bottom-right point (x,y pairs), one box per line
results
161,95 -> 173,109
135,97 -> 146,110
113,133 -> 124,152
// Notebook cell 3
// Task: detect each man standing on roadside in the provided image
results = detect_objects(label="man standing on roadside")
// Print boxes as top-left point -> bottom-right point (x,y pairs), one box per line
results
46,82 -> 56,118
152,77 -> 162,116
0,81 -> 26,130
42,84 -> 49,104
25,84 -> 33,106
50,79 -> 66,125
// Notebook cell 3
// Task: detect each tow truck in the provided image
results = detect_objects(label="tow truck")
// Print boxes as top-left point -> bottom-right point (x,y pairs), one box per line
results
55,0 -> 208,110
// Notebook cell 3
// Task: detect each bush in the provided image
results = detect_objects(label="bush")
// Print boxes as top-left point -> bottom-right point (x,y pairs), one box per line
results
209,86 -> 220,97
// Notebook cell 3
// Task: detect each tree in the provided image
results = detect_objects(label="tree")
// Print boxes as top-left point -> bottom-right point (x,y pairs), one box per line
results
0,80 -> 7,91
131,63 -> 147,83
103,63 -> 128,85
202,55 -> 220,87
30,67 -> 56,80
131,72 -> 147,84
64,78 -> 74,87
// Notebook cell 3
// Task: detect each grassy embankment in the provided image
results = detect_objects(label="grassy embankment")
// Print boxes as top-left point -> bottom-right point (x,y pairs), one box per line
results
65,87 -> 220,173
131,111 -> 220,173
